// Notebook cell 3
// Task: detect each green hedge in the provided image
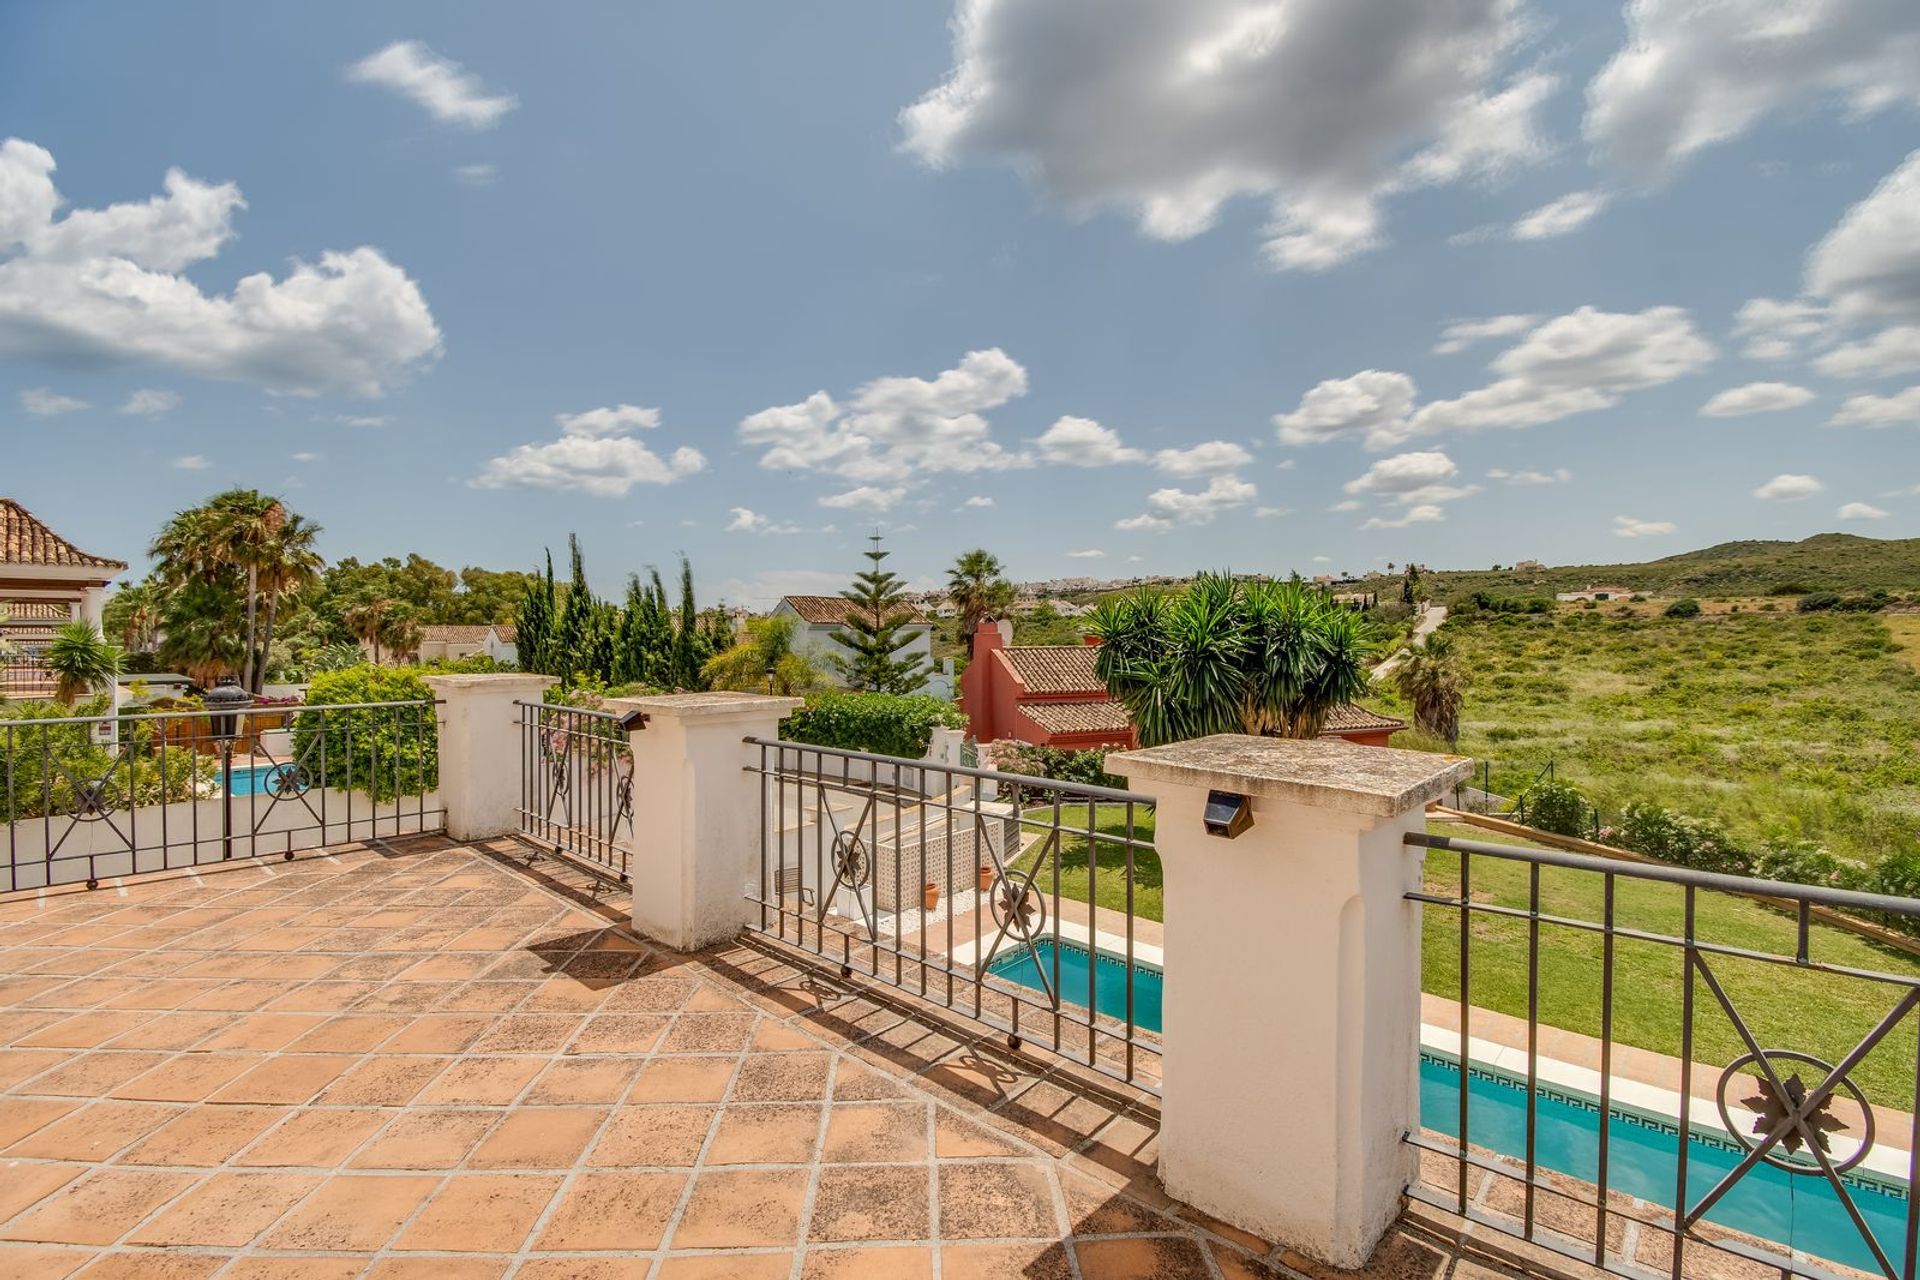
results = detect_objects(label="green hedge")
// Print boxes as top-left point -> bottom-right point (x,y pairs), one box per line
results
0,695 -> 211,821
779,691 -> 964,760
291,666 -> 438,801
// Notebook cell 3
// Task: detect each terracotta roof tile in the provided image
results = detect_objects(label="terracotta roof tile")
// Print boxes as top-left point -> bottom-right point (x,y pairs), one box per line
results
780,595 -> 931,626
997,645 -> 1103,695
416,624 -> 494,644
1318,703 -> 1406,736
1019,700 -> 1133,735
0,500 -> 126,572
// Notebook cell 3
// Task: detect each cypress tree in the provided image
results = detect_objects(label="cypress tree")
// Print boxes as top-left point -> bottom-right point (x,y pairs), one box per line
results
830,534 -> 928,694
552,533 -> 593,685
514,552 -> 556,676
673,558 -> 700,690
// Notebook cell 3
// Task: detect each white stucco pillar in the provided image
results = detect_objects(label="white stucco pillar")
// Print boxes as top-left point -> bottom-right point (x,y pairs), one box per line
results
606,692 -> 803,952
80,586 -> 105,630
422,673 -> 558,842
1107,734 -> 1471,1270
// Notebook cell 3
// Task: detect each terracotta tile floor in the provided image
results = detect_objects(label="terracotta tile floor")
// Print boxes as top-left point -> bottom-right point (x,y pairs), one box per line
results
0,835 -> 1565,1280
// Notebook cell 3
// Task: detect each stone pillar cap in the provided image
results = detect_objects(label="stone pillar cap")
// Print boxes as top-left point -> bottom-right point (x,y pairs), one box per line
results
420,673 -> 558,692
608,691 -> 804,721
1108,734 -> 1472,819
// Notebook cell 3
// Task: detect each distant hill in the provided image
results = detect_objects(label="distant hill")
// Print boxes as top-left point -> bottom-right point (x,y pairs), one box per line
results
1430,534 -> 1920,601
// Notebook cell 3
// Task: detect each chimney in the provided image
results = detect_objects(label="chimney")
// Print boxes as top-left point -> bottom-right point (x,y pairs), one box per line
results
973,617 -> 1010,653
1082,633 -> 1101,646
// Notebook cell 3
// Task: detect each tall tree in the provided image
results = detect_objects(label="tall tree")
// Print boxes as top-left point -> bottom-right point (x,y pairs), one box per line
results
1090,575 -> 1374,747
673,558 -> 701,690
1393,629 -> 1468,746
253,511 -> 323,692
514,553 -> 557,677
1401,564 -> 1423,607
830,534 -> 928,694
947,549 -> 1015,657
551,534 -> 596,684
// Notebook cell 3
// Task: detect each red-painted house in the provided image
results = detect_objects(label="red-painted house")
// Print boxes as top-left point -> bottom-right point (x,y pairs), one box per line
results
959,620 -> 1136,750
958,618 -> 1406,750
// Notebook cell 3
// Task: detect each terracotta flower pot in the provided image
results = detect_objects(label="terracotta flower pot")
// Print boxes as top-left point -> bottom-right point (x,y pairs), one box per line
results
977,865 -> 995,893
923,883 -> 940,912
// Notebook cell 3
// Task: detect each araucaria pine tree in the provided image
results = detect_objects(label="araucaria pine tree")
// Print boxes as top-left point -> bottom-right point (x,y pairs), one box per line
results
830,534 -> 928,694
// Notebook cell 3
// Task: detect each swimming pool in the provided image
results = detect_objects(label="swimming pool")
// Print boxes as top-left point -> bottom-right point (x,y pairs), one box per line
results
222,763 -> 297,797
986,939 -> 1165,1035
985,942 -> 1908,1271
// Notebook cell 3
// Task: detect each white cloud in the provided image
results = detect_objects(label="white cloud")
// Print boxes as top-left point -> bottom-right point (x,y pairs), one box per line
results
1361,504 -> 1445,530
172,455 -> 210,471
1274,370 -> 1417,448
1487,466 -> 1571,485
819,485 -> 908,512
1255,506 -> 1291,518
453,164 -> 498,187
1116,474 -> 1256,531
1815,325 -> 1920,379
1066,549 -> 1107,559
20,387 -> 87,416
1733,297 -> 1830,362
291,451 -> 320,464
1829,386 -> 1920,427
1511,190 -> 1610,240
1839,501 -> 1890,520
0,140 -> 441,397
1585,0 -> 1920,177
555,404 -> 661,437
1700,382 -> 1815,417
726,508 -> 803,535
1409,306 -> 1716,437
1153,440 -> 1253,477
962,495 -> 995,508
901,0 -> 1553,271
1344,450 -> 1457,496
1434,314 -> 1537,355
1034,415 -> 1143,467
1806,149 -> 1920,327
1330,500 -> 1362,513
346,41 -> 517,128
740,349 -> 1032,489
1613,515 -> 1676,538
1753,473 -> 1824,501
335,414 -> 390,428
474,404 -> 705,497
119,388 -> 179,415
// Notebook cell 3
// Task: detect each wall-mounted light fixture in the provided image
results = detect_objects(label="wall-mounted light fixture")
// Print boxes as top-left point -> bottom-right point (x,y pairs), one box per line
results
1203,790 -> 1253,839
616,709 -> 650,733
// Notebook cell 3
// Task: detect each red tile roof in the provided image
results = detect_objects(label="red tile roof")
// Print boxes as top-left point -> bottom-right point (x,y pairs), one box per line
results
1319,704 -> 1406,736
416,625 -> 494,644
1019,700 -> 1133,735
780,595 -> 931,626
997,645 -> 1103,695
0,500 -> 126,572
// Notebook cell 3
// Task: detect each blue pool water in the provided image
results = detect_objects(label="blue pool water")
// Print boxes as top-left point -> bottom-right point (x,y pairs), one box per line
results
986,943 -> 1908,1271
986,939 -> 1164,1039
222,763 -> 294,797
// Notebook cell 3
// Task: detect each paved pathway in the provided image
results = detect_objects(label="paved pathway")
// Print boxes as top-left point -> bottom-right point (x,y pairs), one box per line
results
1372,604 -> 1447,682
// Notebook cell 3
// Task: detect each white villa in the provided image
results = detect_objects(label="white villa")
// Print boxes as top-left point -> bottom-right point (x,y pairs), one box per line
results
772,594 -> 945,695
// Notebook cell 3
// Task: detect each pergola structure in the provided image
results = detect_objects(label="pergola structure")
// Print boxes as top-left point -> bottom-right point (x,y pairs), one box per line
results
1,498 -> 126,673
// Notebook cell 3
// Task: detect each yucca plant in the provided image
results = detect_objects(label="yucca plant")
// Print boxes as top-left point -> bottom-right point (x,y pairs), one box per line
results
45,621 -> 124,707
1392,628 -> 1469,746
1090,575 -> 1375,747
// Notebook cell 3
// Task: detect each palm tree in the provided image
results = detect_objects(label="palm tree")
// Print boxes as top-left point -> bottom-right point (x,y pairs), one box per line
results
1090,575 -> 1374,747
45,621 -> 123,706
253,512 -> 323,691
947,549 -> 1014,657
344,599 -> 396,665
702,614 -> 821,694
1393,629 -> 1469,746
104,581 -> 163,653
156,581 -> 247,688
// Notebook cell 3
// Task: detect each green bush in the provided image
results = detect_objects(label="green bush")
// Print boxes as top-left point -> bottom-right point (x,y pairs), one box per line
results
1664,598 -> 1702,618
1836,590 -> 1893,613
0,696 -> 212,821
779,691 -> 965,760
1798,591 -> 1842,613
983,742 -> 1125,791
1518,778 -> 1591,838
1771,581 -> 1814,596
291,666 -> 438,801
1615,802 -> 1751,875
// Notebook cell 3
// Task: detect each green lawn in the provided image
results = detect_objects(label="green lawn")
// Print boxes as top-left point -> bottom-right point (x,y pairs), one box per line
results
1009,802 -> 1161,924
1371,609 -> 1920,869
1012,810 -> 1920,1106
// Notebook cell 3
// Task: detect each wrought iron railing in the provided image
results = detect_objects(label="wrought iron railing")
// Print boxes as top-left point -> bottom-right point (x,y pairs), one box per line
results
0,699 -> 442,893
1406,829 -> 1920,1280
744,737 -> 1160,1091
514,700 -> 637,883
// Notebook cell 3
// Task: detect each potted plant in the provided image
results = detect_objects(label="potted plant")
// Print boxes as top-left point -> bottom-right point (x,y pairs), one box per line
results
976,864 -> 995,893
923,882 -> 940,912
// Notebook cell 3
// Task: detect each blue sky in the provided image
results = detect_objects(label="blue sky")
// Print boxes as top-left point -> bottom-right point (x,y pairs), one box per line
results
3,1 -> 1918,605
